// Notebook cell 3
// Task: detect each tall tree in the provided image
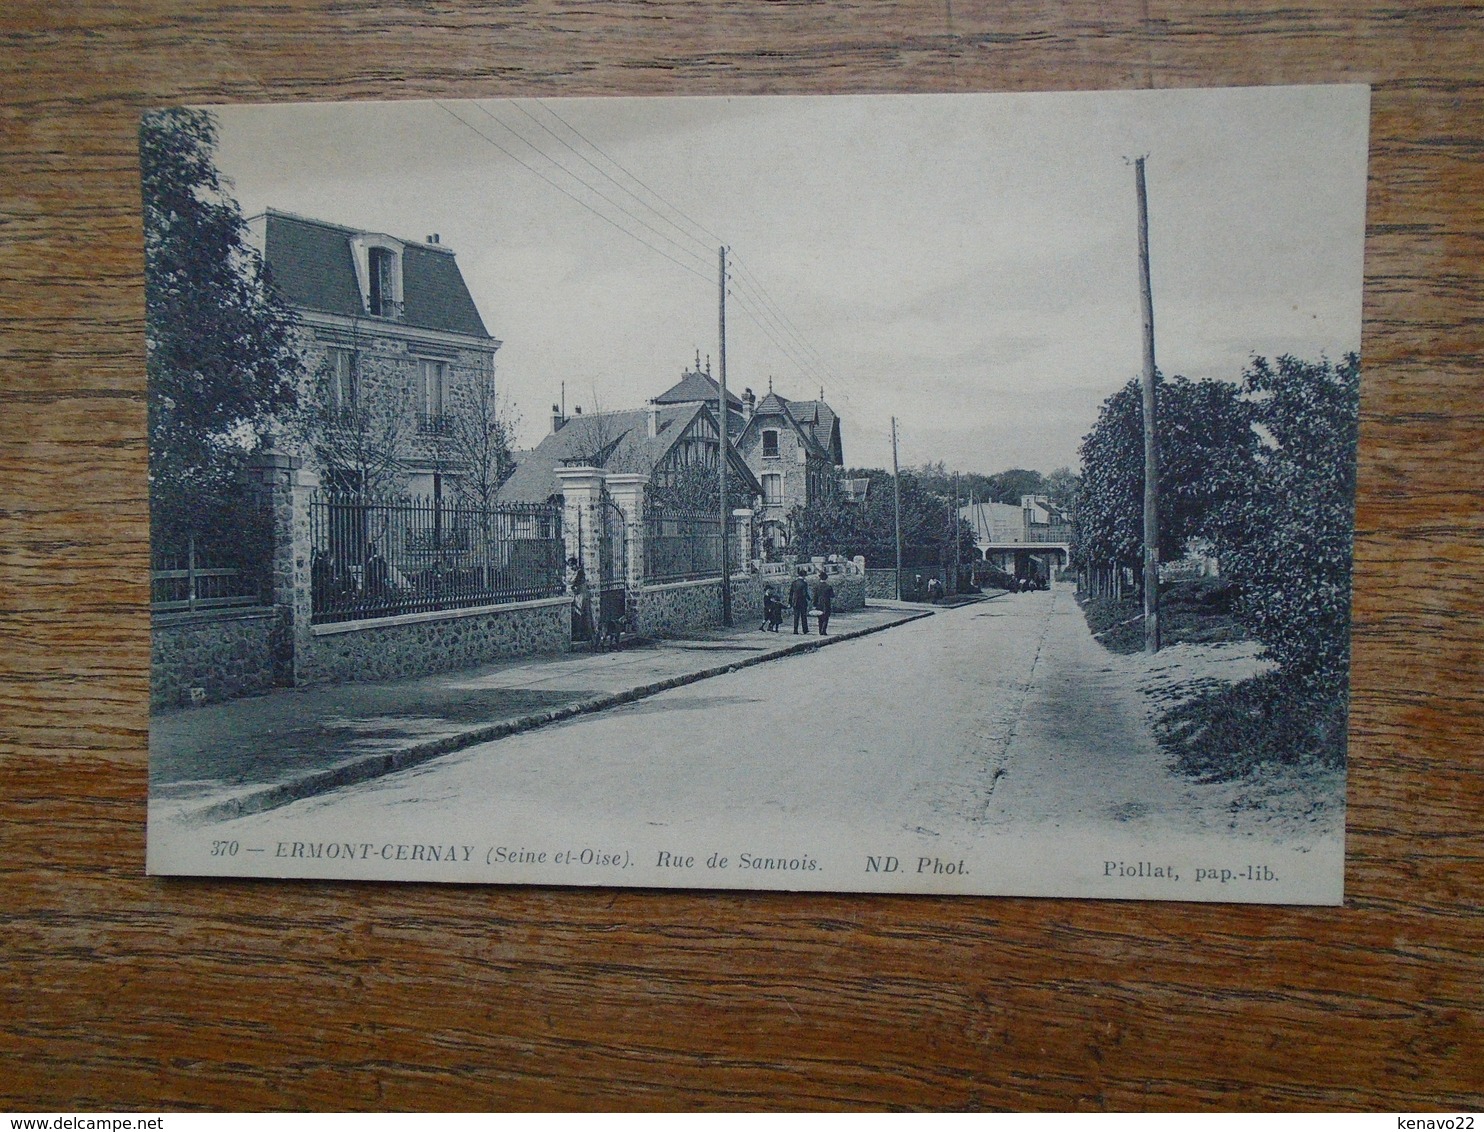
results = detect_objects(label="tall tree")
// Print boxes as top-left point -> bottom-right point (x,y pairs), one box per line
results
142,107 -> 303,546
1042,466 -> 1080,511
1215,354 -> 1360,690
982,468 -> 1048,505
1075,373 -> 1257,576
1076,355 -> 1359,690
788,468 -> 970,566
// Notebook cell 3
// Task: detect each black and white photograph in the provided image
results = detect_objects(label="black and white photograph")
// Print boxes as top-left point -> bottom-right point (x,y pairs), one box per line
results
144,85 -> 1368,903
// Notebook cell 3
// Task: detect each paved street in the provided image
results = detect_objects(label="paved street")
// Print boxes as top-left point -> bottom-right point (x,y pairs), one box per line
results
148,602 -> 926,824
158,584 -> 1344,900
181,587 -> 1216,845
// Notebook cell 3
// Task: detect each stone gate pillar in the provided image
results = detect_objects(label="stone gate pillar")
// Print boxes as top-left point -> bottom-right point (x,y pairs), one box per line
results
553,465 -> 607,581
605,473 -> 649,589
731,508 -> 755,575
243,448 -> 319,688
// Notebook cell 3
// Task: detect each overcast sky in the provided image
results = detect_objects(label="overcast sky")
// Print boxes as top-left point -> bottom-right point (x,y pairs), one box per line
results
208,85 -> 1369,474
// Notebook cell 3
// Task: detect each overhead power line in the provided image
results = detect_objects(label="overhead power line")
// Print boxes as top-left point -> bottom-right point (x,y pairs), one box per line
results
729,253 -> 843,387
436,101 -> 713,287
469,102 -> 714,274
439,98 -> 846,404
514,100 -> 718,264
531,99 -> 727,250
726,286 -> 827,390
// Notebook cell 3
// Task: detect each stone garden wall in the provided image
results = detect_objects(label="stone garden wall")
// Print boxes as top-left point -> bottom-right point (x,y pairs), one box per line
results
865,568 -> 900,600
833,573 -> 867,612
636,574 -> 766,638
151,608 -> 277,710
151,454 -> 873,709
304,596 -> 570,685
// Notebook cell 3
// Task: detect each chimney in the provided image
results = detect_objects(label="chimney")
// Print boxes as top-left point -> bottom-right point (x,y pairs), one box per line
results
427,234 -> 441,245
647,399 -> 659,438
742,387 -> 756,423
551,403 -> 564,433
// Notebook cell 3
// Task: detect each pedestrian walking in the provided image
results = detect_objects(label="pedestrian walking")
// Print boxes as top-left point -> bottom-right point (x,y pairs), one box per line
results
760,585 -> 784,632
567,557 -> 592,642
814,568 -> 833,636
789,567 -> 812,634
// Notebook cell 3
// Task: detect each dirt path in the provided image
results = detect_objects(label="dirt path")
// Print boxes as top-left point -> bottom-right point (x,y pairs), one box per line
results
986,585 -> 1343,847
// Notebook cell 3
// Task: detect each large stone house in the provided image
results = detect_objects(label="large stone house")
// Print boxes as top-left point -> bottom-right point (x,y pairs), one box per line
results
247,208 -> 501,498
499,358 -> 847,559
645,362 -> 848,555
731,384 -> 845,556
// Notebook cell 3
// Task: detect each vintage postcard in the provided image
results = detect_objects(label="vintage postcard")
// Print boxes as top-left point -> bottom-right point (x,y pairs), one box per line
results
144,86 -> 1368,902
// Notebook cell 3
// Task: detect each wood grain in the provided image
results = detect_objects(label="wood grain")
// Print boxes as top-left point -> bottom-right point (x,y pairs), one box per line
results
1,0 -> 1480,1111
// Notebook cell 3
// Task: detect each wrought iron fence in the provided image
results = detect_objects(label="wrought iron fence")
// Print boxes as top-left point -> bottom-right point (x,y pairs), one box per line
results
644,508 -> 722,583
151,535 -> 263,613
311,492 -> 564,623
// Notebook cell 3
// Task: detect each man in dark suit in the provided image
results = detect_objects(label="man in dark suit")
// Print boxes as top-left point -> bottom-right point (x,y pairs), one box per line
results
788,567 -> 812,635
814,568 -> 834,636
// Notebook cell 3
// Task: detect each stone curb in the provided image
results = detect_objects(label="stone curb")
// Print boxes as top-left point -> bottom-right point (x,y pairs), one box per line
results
178,607 -> 935,827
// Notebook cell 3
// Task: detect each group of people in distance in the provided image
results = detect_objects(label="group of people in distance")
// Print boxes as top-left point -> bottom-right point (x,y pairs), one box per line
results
760,566 -> 833,636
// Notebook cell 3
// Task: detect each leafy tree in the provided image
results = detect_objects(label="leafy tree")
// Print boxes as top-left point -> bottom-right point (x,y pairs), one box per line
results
1215,354 -> 1360,690
142,107 -> 302,547
1074,372 -> 1258,576
1042,466 -> 1079,511
981,468 -> 1048,505
788,468 -> 972,567
1076,355 -> 1360,693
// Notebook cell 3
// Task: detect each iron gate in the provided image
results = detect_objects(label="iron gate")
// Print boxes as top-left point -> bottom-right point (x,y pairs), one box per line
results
595,489 -> 631,641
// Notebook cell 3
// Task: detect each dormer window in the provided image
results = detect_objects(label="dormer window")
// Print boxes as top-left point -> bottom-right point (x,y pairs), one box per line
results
762,429 -> 779,459
350,233 -> 404,320
368,248 -> 395,317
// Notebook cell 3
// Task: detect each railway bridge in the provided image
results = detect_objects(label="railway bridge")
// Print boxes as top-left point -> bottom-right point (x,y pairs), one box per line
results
961,495 -> 1072,585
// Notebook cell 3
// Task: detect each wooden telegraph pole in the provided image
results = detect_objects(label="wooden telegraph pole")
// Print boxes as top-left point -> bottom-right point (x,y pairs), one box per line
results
718,245 -> 732,627
951,470 -> 960,594
1135,156 -> 1161,653
891,416 -> 903,599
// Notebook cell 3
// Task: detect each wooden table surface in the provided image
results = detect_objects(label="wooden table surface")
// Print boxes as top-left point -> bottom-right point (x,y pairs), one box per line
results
2,0 -> 1480,1112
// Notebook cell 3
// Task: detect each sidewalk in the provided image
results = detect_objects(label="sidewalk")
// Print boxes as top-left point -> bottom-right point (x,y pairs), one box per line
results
150,602 -> 933,826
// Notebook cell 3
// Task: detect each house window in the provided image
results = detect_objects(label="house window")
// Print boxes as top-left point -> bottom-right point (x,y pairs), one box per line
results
762,429 -> 779,458
368,247 -> 399,318
762,473 -> 783,507
327,348 -> 356,415
418,359 -> 447,432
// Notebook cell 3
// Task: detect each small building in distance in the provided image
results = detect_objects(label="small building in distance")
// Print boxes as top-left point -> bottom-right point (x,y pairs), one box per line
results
962,493 -> 1073,583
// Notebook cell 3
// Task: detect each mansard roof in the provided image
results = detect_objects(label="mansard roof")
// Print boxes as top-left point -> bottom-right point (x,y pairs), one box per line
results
256,209 -> 493,339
